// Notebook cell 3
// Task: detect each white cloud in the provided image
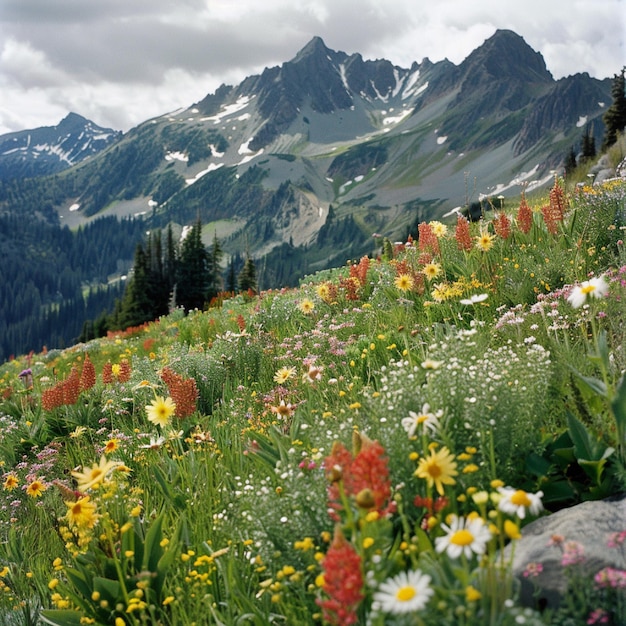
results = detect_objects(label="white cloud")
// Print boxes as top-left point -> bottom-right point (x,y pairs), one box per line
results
0,0 -> 623,134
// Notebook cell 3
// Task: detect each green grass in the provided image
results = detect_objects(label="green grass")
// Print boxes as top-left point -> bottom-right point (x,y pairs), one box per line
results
0,177 -> 625,625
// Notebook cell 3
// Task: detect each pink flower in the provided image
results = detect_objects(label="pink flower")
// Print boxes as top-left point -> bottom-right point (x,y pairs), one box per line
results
587,608 -> 609,624
522,562 -> 544,578
561,541 -> 585,567
594,567 -> 626,589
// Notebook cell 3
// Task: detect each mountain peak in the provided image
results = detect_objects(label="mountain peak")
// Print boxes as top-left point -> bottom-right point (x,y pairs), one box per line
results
461,29 -> 553,83
292,36 -> 333,62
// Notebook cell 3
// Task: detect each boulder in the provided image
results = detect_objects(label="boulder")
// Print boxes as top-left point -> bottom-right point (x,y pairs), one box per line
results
508,494 -> 626,610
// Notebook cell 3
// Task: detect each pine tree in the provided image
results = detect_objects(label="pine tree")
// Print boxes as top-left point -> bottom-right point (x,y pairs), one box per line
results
177,220 -> 210,311
602,67 -> 626,150
564,145 -> 577,174
207,231 -> 224,300
581,125 -> 596,161
238,256 -> 257,293
117,244 -> 154,328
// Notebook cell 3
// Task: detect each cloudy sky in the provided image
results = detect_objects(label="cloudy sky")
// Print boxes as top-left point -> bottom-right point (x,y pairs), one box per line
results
1,0 -> 624,135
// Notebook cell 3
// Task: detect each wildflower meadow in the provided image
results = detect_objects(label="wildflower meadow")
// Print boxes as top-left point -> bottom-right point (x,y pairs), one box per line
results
0,176 -> 625,625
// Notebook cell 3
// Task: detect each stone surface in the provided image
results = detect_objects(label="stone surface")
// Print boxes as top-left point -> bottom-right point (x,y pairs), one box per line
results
508,494 -> 626,610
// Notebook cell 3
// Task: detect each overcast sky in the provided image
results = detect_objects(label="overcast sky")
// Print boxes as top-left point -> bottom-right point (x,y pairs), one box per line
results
1,0 -> 624,135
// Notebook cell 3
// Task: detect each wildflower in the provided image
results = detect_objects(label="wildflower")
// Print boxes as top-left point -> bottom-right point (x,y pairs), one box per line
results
69,426 -> 87,439
465,585 -> 482,602
303,364 -> 323,383
161,368 -> 198,418
422,262 -> 442,281
103,439 -> 119,454
418,222 -> 440,255
594,567 -> 626,589
504,519 -> 522,540
586,608 -> 610,624
516,194 -> 533,234
3,474 -> 19,491
316,526 -> 364,625
146,396 -> 176,427
401,404 -> 441,437
561,541 -> 585,566
271,400 -> 295,420
497,487 -> 543,519
475,232 -> 496,252
459,293 -> 489,305
71,456 -> 121,491
299,298 -> 315,315
522,562 -> 544,578
420,359 -> 442,370
273,366 -> 297,384
415,447 -> 458,496
566,275 -> 609,308
429,221 -> 448,238
325,437 -> 393,519
435,515 -> 492,559
455,215 -> 472,251
373,569 -> 433,614
394,274 -> 414,292
79,354 -> 96,391
65,496 -> 99,530
26,478 -> 47,498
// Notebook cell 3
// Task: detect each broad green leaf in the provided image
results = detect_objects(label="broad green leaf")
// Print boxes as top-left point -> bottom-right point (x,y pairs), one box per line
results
611,373 -> 626,444
144,512 -> 165,573
39,610 -> 85,626
567,412 -> 599,460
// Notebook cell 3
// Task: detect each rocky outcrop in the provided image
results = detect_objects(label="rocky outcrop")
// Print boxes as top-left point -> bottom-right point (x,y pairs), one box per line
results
508,494 -> 626,611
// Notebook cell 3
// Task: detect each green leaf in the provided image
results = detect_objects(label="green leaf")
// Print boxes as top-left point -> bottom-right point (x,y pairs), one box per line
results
144,512 -> 165,574
93,576 -> 121,604
611,373 -> 626,445
525,452 -> 552,477
39,609 -> 85,626
567,412 -> 598,460
64,567 -> 93,601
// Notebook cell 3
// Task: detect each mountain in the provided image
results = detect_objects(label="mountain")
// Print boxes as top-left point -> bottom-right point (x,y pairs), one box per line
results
0,113 -> 121,180
0,29 -> 616,360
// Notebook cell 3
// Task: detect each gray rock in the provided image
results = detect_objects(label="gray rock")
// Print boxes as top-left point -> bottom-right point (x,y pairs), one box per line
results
508,494 -> 626,611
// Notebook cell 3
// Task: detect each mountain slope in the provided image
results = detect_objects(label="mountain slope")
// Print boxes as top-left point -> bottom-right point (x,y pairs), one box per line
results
0,31 -> 614,331
0,113 -> 121,181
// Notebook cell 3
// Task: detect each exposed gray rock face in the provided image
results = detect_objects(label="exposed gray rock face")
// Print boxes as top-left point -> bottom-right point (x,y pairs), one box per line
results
508,495 -> 626,611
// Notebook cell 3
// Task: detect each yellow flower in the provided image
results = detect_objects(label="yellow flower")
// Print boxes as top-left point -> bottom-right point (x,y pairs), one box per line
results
103,439 -> 119,454
66,496 -> 99,530
299,298 -> 315,315
146,396 -> 176,428
415,447 -> 458,496
430,221 -> 448,237
465,585 -> 482,602
273,366 -> 296,385
26,478 -> 47,498
394,274 -> 414,292
504,519 -> 522,540
3,474 -> 18,491
71,456 -> 121,491
475,232 -> 496,252
422,262 -> 442,281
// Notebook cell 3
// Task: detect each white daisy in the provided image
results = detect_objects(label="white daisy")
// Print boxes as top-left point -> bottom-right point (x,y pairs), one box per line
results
373,569 -> 433,614
566,275 -> 609,308
460,293 -> 489,305
401,404 -> 442,437
435,515 -> 492,559
497,487 -> 544,519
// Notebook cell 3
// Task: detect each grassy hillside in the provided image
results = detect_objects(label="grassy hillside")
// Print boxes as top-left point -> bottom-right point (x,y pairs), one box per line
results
0,177 -> 624,625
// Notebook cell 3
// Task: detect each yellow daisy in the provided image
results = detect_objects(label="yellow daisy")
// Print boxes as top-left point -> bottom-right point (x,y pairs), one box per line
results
146,396 -> 176,428
65,496 -> 99,530
394,274 -> 414,292
415,446 -> 458,496
273,366 -> 297,385
422,262 -> 442,281
429,221 -> 448,237
71,456 -> 121,492
3,474 -> 19,491
299,298 -> 315,315
26,478 -> 47,498
475,232 -> 496,252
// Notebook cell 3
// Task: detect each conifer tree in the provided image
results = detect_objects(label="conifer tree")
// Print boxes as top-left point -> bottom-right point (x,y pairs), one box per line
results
602,67 -> 626,150
238,256 -> 257,293
117,244 -> 154,328
581,125 -> 596,161
564,145 -> 577,174
207,230 -> 224,300
177,220 -> 210,311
